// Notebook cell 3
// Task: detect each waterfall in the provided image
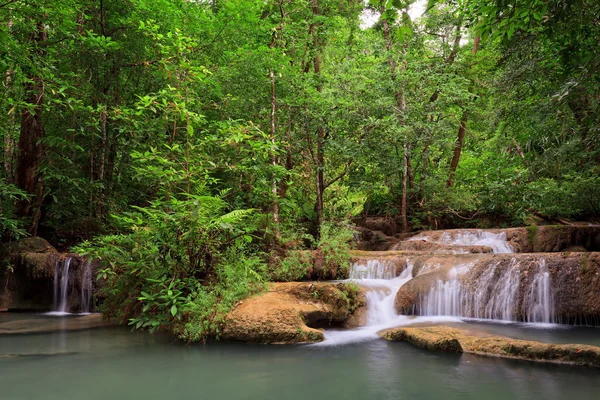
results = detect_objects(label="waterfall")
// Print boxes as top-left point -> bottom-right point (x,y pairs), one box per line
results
349,259 -> 399,280
80,260 -> 94,314
410,230 -> 514,253
316,260 -> 461,345
49,257 -> 95,315
53,257 -> 72,314
418,259 -> 555,323
523,260 -> 555,323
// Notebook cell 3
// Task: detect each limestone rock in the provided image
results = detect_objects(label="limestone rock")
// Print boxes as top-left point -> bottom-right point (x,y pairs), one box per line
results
383,325 -> 600,367
222,282 -> 365,344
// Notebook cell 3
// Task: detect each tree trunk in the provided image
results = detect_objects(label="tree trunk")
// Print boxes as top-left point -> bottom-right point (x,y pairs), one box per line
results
446,37 -> 480,188
382,7 -> 409,232
270,70 -> 279,225
3,14 -> 15,182
309,0 -> 325,235
16,22 -> 48,235
446,111 -> 468,187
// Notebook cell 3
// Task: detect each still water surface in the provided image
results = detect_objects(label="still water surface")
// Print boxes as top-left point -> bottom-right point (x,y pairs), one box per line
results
1,315 -> 599,400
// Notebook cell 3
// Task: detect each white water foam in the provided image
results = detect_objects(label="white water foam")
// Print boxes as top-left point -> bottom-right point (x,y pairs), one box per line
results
409,230 -> 514,253
419,259 -> 555,324
315,261 -> 464,346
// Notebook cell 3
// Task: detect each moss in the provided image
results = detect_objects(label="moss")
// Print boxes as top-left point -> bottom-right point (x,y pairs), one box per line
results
526,225 -> 538,249
580,253 -> 589,273
337,282 -> 362,313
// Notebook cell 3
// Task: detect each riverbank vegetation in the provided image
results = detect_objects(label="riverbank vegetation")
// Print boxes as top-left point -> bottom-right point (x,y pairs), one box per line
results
1,0 -> 599,339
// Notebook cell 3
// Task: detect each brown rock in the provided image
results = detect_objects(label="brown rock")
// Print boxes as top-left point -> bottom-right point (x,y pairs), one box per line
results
383,325 -> 600,367
222,282 -> 365,344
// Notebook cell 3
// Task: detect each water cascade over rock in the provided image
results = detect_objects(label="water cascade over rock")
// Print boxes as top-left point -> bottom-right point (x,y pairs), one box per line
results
317,260 -> 461,345
53,257 -> 72,313
320,227 -> 600,344
48,256 -> 96,314
398,230 -> 515,254
394,252 -> 600,325
80,261 -> 94,314
417,258 -> 556,323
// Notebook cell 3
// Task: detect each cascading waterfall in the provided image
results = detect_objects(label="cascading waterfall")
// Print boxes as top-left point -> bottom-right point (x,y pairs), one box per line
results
418,259 -> 556,323
523,260 -> 555,323
349,259 -> 399,280
80,260 -> 94,314
410,230 -> 514,253
53,257 -> 72,313
317,260 -> 461,345
49,257 -> 95,314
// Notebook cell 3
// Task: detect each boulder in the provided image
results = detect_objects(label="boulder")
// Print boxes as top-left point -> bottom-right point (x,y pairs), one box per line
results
221,282 -> 365,344
361,217 -> 398,237
1,237 -> 56,256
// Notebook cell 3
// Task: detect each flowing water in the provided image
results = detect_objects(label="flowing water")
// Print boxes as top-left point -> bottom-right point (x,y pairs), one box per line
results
417,259 -> 556,323
410,230 -> 514,253
321,249 -> 567,346
80,261 -> 94,314
320,261 -> 464,345
51,257 -> 72,315
48,257 -> 95,315
0,315 -> 599,400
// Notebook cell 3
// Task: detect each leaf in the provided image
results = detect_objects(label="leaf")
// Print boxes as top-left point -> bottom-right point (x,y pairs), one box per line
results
171,304 -> 178,316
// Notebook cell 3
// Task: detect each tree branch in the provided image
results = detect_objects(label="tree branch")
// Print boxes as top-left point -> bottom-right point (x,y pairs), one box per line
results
324,160 -> 351,190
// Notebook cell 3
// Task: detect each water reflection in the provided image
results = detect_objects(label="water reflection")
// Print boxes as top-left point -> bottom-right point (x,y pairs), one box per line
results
1,317 -> 599,400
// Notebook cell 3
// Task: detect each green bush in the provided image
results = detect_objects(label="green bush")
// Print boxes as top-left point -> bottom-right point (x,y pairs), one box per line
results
316,221 -> 354,279
76,194 -> 267,342
525,175 -> 600,219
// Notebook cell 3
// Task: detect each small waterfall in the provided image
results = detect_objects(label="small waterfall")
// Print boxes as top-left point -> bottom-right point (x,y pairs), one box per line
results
317,260 -> 462,345
80,260 -> 93,314
53,257 -> 72,313
410,230 -> 514,253
349,259 -> 399,280
418,259 -> 555,323
362,265 -> 414,326
419,265 -> 471,317
523,260 -> 555,323
49,257 -> 95,315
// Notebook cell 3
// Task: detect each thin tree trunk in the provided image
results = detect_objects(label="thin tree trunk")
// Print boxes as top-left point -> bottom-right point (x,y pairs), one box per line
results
446,37 -> 480,188
270,70 -> 279,225
400,37 -> 409,233
16,21 -> 48,235
382,7 -> 409,232
446,111 -> 468,187
268,0 -> 288,229
310,0 -> 325,234
3,14 -> 15,182
95,110 -> 108,218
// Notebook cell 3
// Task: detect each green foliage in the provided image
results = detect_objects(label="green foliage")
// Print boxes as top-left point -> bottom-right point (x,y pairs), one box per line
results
76,193 -> 267,341
525,175 -> 600,219
0,182 -> 28,240
316,221 -> 354,278
273,251 -> 313,282
337,282 -> 362,313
